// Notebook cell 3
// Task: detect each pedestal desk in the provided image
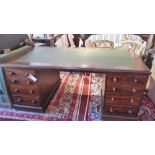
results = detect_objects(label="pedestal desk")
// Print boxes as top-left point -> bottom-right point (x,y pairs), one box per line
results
1,47 -> 151,120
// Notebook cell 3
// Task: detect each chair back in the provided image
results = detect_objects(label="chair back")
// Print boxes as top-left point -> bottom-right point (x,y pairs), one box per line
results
92,40 -> 115,48
119,40 -> 146,57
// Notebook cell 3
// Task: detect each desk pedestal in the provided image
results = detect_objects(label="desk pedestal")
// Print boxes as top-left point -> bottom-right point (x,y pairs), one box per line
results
3,68 -> 61,112
103,73 -> 149,120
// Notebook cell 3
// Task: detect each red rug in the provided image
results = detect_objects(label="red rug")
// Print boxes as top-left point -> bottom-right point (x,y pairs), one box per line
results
0,72 -> 154,121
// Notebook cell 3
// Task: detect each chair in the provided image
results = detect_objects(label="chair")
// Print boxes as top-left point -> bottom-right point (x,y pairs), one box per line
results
119,40 -> 147,57
119,39 -> 154,71
119,34 -> 154,57
91,39 -> 115,48
85,34 -> 126,48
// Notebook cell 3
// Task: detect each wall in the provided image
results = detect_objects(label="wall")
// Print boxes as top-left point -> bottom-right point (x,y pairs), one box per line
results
0,34 -> 27,51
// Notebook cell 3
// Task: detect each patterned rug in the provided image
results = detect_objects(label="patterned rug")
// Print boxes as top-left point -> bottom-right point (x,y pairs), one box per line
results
0,72 -> 154,121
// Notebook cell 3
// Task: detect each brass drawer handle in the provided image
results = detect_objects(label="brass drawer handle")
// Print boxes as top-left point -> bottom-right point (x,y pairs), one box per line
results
128,109 -> 132,114
132,88 -> 136,93
111,97 -> 114,101
112,87 -> 116,92
32,100 -> 37,104
16,98 -> 21,103
14,89 -> 20,93
12,80 -> 17,84
27,81 -> 33,85
134,79 -> 138,83
29,90 -> 34,94
9,72 -> 16,76
113,77 -> 117,82
131,98 -> 134,103
25,73 -> 29,76
110,107 -> 113,112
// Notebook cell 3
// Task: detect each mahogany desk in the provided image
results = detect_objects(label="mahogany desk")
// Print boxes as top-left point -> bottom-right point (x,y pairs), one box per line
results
1,47 -> 151,120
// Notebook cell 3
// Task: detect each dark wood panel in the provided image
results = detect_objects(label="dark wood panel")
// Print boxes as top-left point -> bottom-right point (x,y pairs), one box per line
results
104,105 -> 139,115
36,69 -> 61,106
5,68 -> 36,77
104,71 -> 149,119
10,84 -> 39,95
13,95 -> 40,107
6,76 -> 37,86
105,94 -> 141,106
106,84 -> 145,94
3,68 -> 61,112
107,73 -> 147,84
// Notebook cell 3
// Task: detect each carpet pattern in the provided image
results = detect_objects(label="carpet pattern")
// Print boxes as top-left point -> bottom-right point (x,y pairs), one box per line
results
138,95 -> 155,121
0,72 -> 154,121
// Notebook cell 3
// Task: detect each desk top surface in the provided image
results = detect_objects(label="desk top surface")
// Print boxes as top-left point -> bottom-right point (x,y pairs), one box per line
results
3,47 -> 151,74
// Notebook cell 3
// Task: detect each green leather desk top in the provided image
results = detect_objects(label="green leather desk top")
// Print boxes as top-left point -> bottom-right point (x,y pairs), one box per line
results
3,47 -> 150,74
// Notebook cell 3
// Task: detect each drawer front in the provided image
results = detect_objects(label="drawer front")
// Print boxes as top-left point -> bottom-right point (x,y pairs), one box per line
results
104,105 -> 139,115
105,94 -> 141,106
7,76 -> 37,86
107,74 -> 147,84
13,95 -> 40,106
106,84 -> 144,93
5,68 -> 36,77
10,85 -> 39,95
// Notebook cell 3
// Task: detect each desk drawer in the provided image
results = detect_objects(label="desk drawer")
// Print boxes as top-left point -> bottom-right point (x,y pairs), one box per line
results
104,105 -> 139,115
105,94 -> 141,106
5,68 -> 36,77
106,84 -> 144,93
107,74 -> 147,84
7,76 -> 37,86
13,95 -> 40,106
10,85 -> 39,95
